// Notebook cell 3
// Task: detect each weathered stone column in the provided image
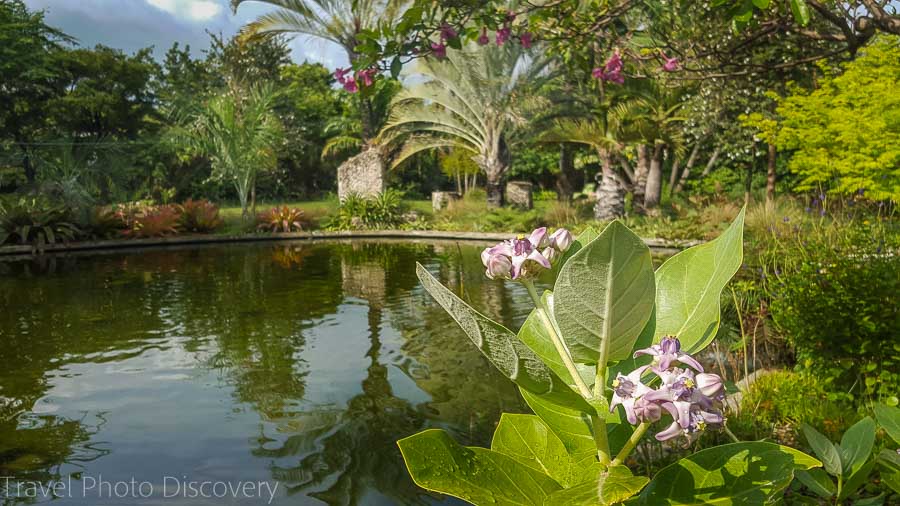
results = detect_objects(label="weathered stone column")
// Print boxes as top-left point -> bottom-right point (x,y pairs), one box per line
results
505,181 -> 533,210
432,191 -> 460,212
337,147 -> 385,201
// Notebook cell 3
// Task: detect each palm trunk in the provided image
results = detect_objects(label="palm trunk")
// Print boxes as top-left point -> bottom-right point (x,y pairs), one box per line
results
486,176 -> 503,208
674,143 -> 702,193
669,154 -> 681,192
556,143 -> 577,201
632,144 -> 650,215
593,150 -> 625,220
701,146 -> 722,177
456,171 -> 462,194
766,143 -> 777,205
644,143 -> 665,212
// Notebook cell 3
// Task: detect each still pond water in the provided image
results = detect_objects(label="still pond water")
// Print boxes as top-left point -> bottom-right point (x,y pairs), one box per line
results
0,240 -> 555,506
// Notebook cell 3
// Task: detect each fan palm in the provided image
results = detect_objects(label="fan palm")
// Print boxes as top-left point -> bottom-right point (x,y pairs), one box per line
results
231,0 -> 408,141
173,84 -> 283,220
379,43 -> 550,207
617,79 -> 687,210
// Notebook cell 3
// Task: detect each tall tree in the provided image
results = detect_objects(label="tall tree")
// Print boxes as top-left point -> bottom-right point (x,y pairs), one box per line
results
230,0 -> 408,143
173,84 -> 284,219
378,44 -> 549,207
0,0 -> 69,183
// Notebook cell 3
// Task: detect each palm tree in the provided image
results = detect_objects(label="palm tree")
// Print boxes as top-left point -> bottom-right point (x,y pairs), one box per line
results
378,44 -> 549,207
173,84 -> 283,220
618,80 -> 687,212
231,0 -> 407,142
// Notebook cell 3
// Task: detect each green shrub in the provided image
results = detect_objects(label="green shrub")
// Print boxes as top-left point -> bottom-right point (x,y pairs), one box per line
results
177,199 -> 224,233
80,206 -> 128,239
770,251 -> 900,403
328,189 -> 407,230
728,371 -> 854,444
0,195 -> 80,250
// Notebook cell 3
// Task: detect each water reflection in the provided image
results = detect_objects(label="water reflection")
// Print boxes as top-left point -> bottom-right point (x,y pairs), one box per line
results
0,240 -> 534,505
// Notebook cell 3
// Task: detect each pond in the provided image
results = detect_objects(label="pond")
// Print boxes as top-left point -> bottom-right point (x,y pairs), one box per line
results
0,240 -> 544,506
0,240 -> 673,505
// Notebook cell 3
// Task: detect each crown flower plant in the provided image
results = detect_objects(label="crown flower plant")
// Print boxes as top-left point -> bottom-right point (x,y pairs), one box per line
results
399,208 -> 826,505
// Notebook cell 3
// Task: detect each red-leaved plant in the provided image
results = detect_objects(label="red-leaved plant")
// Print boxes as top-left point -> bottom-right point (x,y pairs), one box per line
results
177,199 -> 223,233
257,206 -> 306,233
122,205 -> 181,238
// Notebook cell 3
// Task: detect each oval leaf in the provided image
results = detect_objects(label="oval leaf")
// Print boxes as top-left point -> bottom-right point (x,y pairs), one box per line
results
398,429 -> 562,505
416,263 -> 586,409
520,387 -> 597,462
839,416 -> 875,476
546,464 -> 648,505
491,414 -> 594,488
801,423 -> 842,476
874,404 -> 900,445
552,221 -> 655,364
638,442 -> 820,505
654,207 -> 745,354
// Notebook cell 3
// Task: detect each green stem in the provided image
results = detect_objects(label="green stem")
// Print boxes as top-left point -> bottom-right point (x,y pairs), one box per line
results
521,279 -> 610,464
521,280 -> 593,400
610,422 -> 650,466
592,415 -> 612,466
724,425 -> 741,443
731,286 -> 749,381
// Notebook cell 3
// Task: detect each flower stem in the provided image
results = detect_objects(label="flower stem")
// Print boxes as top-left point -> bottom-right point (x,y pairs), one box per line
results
610,422 -> 650,466
724,425 -> 741,443
592,415 -> 612,466
521,280 -> 593,400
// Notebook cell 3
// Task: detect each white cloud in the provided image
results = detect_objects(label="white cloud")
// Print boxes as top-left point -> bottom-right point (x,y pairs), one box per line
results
146,0 -> 222,21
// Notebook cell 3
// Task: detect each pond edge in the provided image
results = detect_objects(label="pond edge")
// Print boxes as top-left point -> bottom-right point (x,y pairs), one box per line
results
0,230 -> 700,257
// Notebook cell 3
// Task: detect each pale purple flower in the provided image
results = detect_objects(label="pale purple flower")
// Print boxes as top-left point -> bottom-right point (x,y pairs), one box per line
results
431,42 -> 447,59
696,372 -> 725,399
609,365 -> 653,424
634,336 -> 704,372
477,27 -> 490,46
480,227 -> 572,281
484,252 -> 512,279
549,228 -> 573,252
541,247 -> 558,264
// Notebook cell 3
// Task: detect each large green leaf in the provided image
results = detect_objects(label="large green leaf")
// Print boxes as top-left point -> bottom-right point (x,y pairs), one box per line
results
878,448 -> 900,473
837,459 -> 875,502
518,291 -> 595,391
882,470 -> 900,495
789,0 -> 810,25
638,442 -> 820,505
552,221 -> 655,363
874,404 -> 900,444
544,464 -> 648,505
801,423 -> 843,476
794,469 -> 835,498
491,414 -> 594,488
654,207 -> 745,354
839,416 -> 876,476
416,263 -> 587,409
398,429 -> 562,505
520,387 -> 597,462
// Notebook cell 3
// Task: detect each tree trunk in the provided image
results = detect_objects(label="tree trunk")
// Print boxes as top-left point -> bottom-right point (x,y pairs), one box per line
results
644,143 -> 665,212
674,143 -> 702,193
21,148 -> 35,184
456,171 -> 462,194
744,157 -> 755,207
669,154 -> 681,193
593,150 -> 625,220
250,184 -> 257,217
632,144 -> 650,215
766,143 -> 777,205
701,146 -> 722,177
486,177 -> 503,208
556,143 -> 577,201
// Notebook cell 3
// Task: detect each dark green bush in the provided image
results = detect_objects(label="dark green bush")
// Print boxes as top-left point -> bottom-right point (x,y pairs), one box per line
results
0,195 -> 80,250
770,251 -> 900,404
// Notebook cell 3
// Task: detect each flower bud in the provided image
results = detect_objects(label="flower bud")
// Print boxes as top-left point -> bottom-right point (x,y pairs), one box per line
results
633,396 -> 662,423
549,228 -> 573,252
485,253 -> 512,280
542,247 -> 558,263
696,373 -> 725,398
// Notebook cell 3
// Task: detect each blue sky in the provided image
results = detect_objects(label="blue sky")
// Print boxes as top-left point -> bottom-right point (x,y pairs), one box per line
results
24,0 -> 348,68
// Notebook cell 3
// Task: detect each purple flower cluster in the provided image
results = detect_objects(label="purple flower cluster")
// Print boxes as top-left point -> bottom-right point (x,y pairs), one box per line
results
592,52 -> 624,85
610,337 -> 726,441
481,227 -> 573,280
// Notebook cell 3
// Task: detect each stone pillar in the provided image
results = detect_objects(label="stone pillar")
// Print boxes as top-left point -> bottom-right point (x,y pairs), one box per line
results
505,181 -> 533,210
431,191 -> 460,212
337,147 -> 385,201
